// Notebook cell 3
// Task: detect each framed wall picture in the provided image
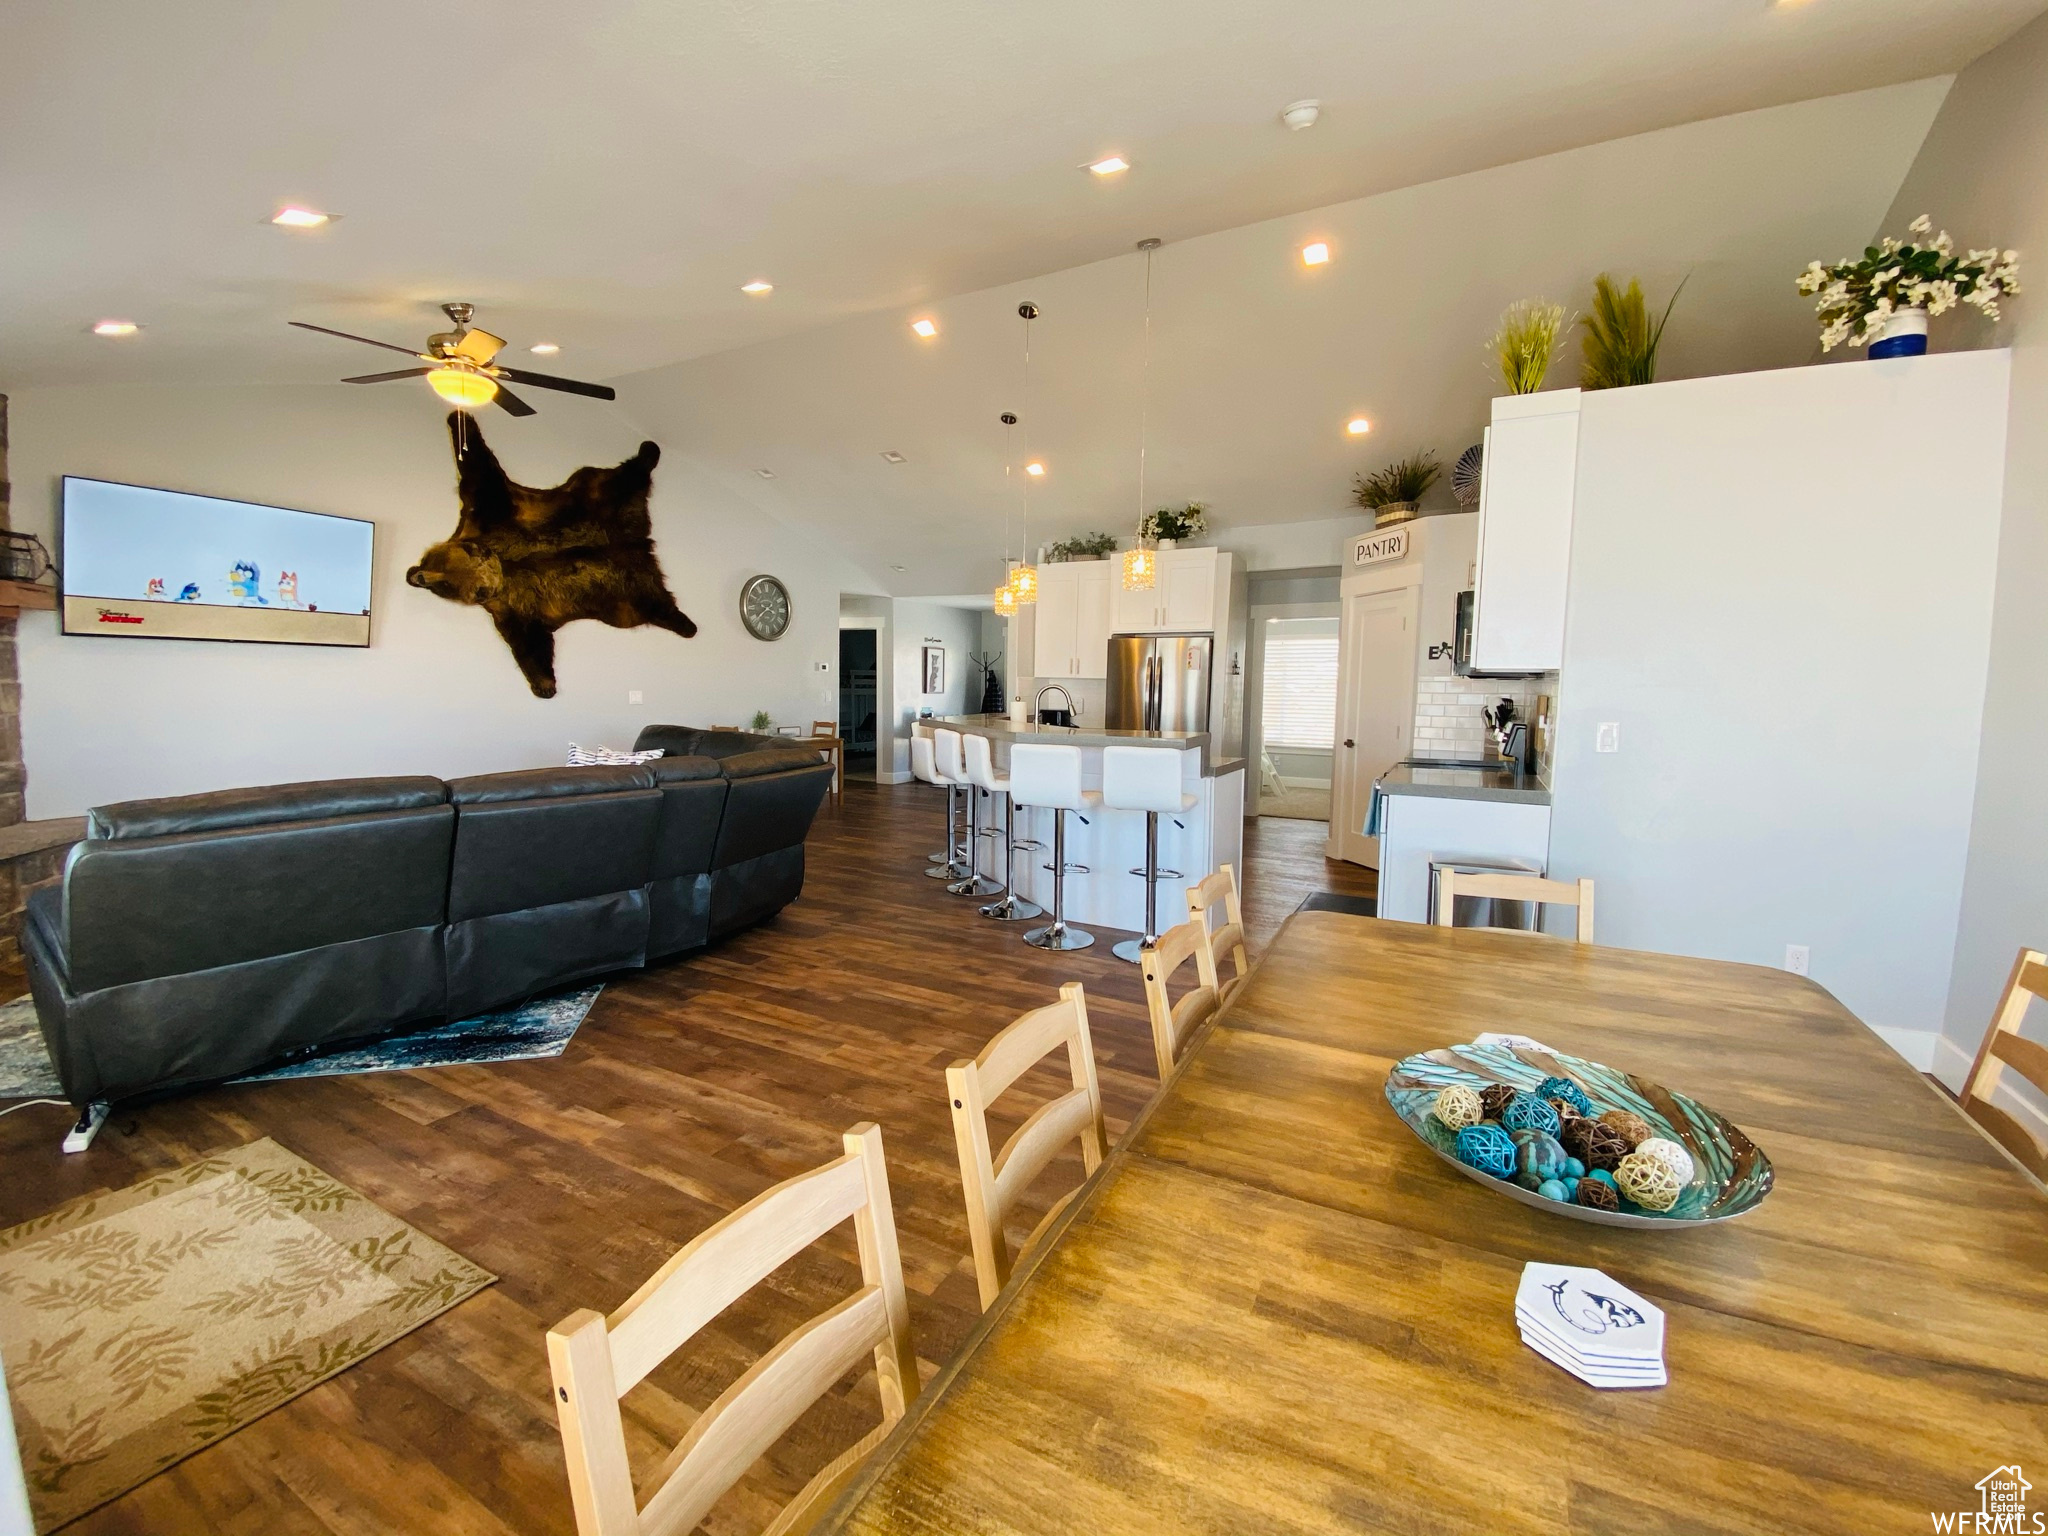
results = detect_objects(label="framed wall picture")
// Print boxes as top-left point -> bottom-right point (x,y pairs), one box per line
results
922,644 -> 945,695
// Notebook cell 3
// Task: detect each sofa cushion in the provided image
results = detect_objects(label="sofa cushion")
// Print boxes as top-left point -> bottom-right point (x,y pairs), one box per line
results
632,725 -> 777,761
24,885 -> 62,977
719,747 -> 830,780
88,777 -> 448,841
648,754 -> 723,784
448,764 -> 658,805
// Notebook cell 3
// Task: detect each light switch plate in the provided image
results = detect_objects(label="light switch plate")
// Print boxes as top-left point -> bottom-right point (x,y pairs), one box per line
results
628,690 -> 643,704
1595,722 -> 1619,754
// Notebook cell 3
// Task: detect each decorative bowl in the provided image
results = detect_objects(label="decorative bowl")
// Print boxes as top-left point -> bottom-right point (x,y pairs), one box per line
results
1384,1042 -> 1772,1229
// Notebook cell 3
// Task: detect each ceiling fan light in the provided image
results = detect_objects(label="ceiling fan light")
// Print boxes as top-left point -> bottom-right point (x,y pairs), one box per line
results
427,367 -> 498,409
1121,545 -> 1156,591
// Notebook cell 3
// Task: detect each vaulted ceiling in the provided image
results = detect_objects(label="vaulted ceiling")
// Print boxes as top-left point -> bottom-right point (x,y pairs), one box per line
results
5,0 -> 2040,390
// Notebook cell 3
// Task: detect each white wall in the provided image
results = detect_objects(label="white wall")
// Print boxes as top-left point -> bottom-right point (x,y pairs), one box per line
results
1547,352 -> 2010,1055
1869,12 -> 2048,1095
9,385 -> 863,816
887,600 -> 979,776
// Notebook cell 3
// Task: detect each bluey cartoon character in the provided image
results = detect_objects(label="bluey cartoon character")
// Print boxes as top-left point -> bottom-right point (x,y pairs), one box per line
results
144,577 -> 166,600
276,571 -> 304,608
177,582 -> 201,602
227,562 -> 268,605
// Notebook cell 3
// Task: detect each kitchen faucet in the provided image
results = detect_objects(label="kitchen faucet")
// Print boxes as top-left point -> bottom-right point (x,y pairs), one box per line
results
1034,683 -> 1078,724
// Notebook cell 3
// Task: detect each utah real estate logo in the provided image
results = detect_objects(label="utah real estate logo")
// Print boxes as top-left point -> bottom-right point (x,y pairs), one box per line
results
1932,1465 -> 2038,1533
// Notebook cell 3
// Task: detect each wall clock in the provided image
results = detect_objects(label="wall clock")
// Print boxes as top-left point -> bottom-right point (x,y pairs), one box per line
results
739,573 -> 792,640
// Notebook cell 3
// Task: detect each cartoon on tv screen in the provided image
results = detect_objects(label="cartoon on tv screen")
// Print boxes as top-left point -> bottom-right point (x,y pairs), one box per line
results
62,478 -> 373,615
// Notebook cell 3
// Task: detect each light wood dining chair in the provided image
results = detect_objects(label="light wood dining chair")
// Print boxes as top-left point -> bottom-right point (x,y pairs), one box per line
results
1434,869 -> 1596,942
1141,919 -> 1221,1081
811,719 -> 836,738
546,1123 -> 919,1536
1957,947 -> 2048,1184
948,982 -> 1109,1310
1186,864 -> 1251,1002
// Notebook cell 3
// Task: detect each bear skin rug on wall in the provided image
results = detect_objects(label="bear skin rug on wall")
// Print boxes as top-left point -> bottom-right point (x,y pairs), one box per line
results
406,412 -> 697,697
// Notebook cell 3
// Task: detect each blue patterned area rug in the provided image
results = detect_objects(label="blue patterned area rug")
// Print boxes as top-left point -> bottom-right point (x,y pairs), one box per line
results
0,987 -> 601,1100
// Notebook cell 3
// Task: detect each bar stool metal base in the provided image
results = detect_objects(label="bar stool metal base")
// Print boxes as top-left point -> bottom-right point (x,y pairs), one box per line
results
1110,937 -> 1149,963
980,893 -> 1044,921
947,873 -> 1004,896
1024,921 -> 1095,950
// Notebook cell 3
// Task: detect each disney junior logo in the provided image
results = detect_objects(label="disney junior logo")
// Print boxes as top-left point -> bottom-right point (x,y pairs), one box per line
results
1933,1465 -> 2040,1533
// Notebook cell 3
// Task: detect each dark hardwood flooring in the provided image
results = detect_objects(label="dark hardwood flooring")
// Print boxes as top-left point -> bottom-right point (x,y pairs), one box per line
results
0,785 -> 1372,1535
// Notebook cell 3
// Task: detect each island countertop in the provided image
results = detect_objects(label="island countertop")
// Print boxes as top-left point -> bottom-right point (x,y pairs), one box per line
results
921,714 -> 1240,777
1373,758 -> 1550,806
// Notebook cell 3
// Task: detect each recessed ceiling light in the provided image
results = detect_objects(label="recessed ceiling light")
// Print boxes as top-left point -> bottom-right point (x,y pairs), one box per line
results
1281,100 -> 1321,131
741,280 -> 773,295
1346,417 -> 1372,435
756,468 -> 777,478
1024,461 -> 1046,477
528,342 -> 559,355
92,320 -> 139,337
881,451 -> 907,464
1301,241 -> 1331,267
270,207 -> 333,228
1086,156 -> 1130,176
890,564 -> 907,572
910,317 -> 938,339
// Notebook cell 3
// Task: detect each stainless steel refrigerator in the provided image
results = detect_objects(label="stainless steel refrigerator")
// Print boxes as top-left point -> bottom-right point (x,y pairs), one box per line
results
1106,633 -> 1213,733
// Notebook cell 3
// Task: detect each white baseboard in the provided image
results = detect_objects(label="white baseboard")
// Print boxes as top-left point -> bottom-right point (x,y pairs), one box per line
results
1870,1025 -> 1938,1072
875,770 -> 912,785
1932,1031 -> 2048,1149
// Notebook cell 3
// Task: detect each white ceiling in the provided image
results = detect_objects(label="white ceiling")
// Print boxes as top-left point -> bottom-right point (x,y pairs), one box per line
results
621,79 -> 1956,595
4,0 -> 2041,389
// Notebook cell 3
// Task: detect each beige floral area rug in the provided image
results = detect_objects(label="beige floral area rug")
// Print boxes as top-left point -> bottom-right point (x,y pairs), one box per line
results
0,1138 -> 494,1531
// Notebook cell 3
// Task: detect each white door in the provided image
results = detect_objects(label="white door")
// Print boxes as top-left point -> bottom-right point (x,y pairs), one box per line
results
1331,584 -> 1420,867
1033,565 -> 1081,676
1073,563 -> 1113,678
1160,549 -> 1216,630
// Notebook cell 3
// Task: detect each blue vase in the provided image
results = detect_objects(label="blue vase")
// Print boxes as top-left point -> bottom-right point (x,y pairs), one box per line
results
1868,308 -> 1929,359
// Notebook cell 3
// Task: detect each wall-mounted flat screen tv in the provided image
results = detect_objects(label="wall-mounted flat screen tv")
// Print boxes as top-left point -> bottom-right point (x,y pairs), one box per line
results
61,476 -> 374,646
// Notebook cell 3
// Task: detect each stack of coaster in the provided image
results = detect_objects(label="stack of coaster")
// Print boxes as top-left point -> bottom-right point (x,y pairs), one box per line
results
1516,1262 -> 1666,1389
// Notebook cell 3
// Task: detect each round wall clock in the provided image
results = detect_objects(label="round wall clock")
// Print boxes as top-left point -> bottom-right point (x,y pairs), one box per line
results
739,573 -> 792,640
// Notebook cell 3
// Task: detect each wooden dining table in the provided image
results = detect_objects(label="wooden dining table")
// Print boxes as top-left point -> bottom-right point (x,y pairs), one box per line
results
818,911 -> 2048,1535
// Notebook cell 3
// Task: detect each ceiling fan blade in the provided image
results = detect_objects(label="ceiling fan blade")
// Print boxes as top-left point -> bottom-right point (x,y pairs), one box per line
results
494,367 -> 617,401
491,384 -> 536,417
341,367 -> 433,384
289,320 -> 425,357
453,328 -> 506,365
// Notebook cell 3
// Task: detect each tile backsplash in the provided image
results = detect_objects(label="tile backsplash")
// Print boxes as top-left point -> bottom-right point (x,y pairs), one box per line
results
1412,675 -> 1552,763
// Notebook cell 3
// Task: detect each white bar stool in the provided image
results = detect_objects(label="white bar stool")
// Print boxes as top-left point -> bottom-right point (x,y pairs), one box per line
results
915,732 -> 968,880
1008,743 -> 1101,951
1101,746 -> 1199,963
935,729 -> 1000,897
963,733 -> 1043,922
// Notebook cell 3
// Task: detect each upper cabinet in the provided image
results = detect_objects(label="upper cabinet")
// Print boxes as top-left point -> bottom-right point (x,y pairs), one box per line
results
1030,560 -> 1114,678
1470,389 -> 1581,674
1113,546 -> 1221,634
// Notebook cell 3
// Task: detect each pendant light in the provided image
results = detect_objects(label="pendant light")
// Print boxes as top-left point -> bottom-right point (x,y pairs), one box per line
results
993,412 -> 1020,616
1123,239 -> 1162,592
1008,303 -> 1040,606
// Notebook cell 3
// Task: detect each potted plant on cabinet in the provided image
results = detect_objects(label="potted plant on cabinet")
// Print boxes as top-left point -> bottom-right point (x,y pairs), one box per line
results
1487,299 -> 1568,394
1046,532 -> 1119,562
1579,273 -> 1686,390
1138,503 -> 1207,549
1353,451 -> 1441,526
1798,216 -> 2019,357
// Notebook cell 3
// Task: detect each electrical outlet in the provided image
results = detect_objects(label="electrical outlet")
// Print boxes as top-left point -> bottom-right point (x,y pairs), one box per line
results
1595,722 -> 1619,753
627,690 -> 643,705
1784,944 -> 1810,976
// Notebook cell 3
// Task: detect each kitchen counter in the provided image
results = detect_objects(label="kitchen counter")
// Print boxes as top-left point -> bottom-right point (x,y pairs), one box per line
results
928,714 -> 1224,774
1373,760 -> 1550,807
1368,759 -> 1554,925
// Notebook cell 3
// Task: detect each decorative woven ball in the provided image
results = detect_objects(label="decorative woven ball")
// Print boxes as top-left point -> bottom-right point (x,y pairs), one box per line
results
1614,1150 -> 1684,1212
1536,1076 -> 1596,1117
1511,1128 -> 1569,1191
1498,1091 -> 1561,1137
1546,1098 -> 1583,1125
1632,1137 -> 1695,1185
1455,1123 -> 1518,1180
1597,1109 -> 1655,1148
1559,1116 -> 1630,1173
1433,1085 -> 1485,1131
1575,1177 -> 1620,1212
1478,1084 -> 1518,1121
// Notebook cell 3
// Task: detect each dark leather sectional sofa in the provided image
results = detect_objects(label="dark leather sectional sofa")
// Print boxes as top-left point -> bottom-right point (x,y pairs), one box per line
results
24,728 -> 831,1106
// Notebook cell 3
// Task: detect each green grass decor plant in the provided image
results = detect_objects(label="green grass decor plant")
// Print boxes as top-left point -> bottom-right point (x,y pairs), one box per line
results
1488,299 -> 1567,394
1353,451 -> 1441,512
1579,273 -> 1686,390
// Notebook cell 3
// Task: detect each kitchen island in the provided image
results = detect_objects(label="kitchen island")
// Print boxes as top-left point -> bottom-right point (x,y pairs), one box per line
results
1369,759 -> 1552,924
917,715 -> 1244,936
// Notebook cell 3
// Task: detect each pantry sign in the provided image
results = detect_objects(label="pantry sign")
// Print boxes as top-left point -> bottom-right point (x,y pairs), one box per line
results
1352,526 -> 1410,568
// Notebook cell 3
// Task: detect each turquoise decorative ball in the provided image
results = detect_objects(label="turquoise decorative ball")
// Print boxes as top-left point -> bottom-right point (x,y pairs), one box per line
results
1511,1128 -> 1568,1190
1537,1178 -> 1569,1201
1563,1176 -> 1581,1197
1498,1091 -> 1561,1136
1588,1167 -> 1617,1187
1563,1156 -> 1587,1179
1536,1076 -> 1596,1117
1454,1123 -> 1517,1180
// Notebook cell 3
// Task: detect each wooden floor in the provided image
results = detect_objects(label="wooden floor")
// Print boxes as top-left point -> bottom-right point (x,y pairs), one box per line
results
0,783 -> 1372,1536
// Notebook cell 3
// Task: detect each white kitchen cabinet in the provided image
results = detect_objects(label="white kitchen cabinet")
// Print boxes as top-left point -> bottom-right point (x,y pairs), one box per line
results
1029,561 -> 1114,678
1113,547 -> 1219,633
1471,389 -> 1580,673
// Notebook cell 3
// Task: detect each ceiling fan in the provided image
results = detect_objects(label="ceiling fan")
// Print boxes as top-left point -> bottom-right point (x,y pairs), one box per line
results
289,302 -> 616,417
